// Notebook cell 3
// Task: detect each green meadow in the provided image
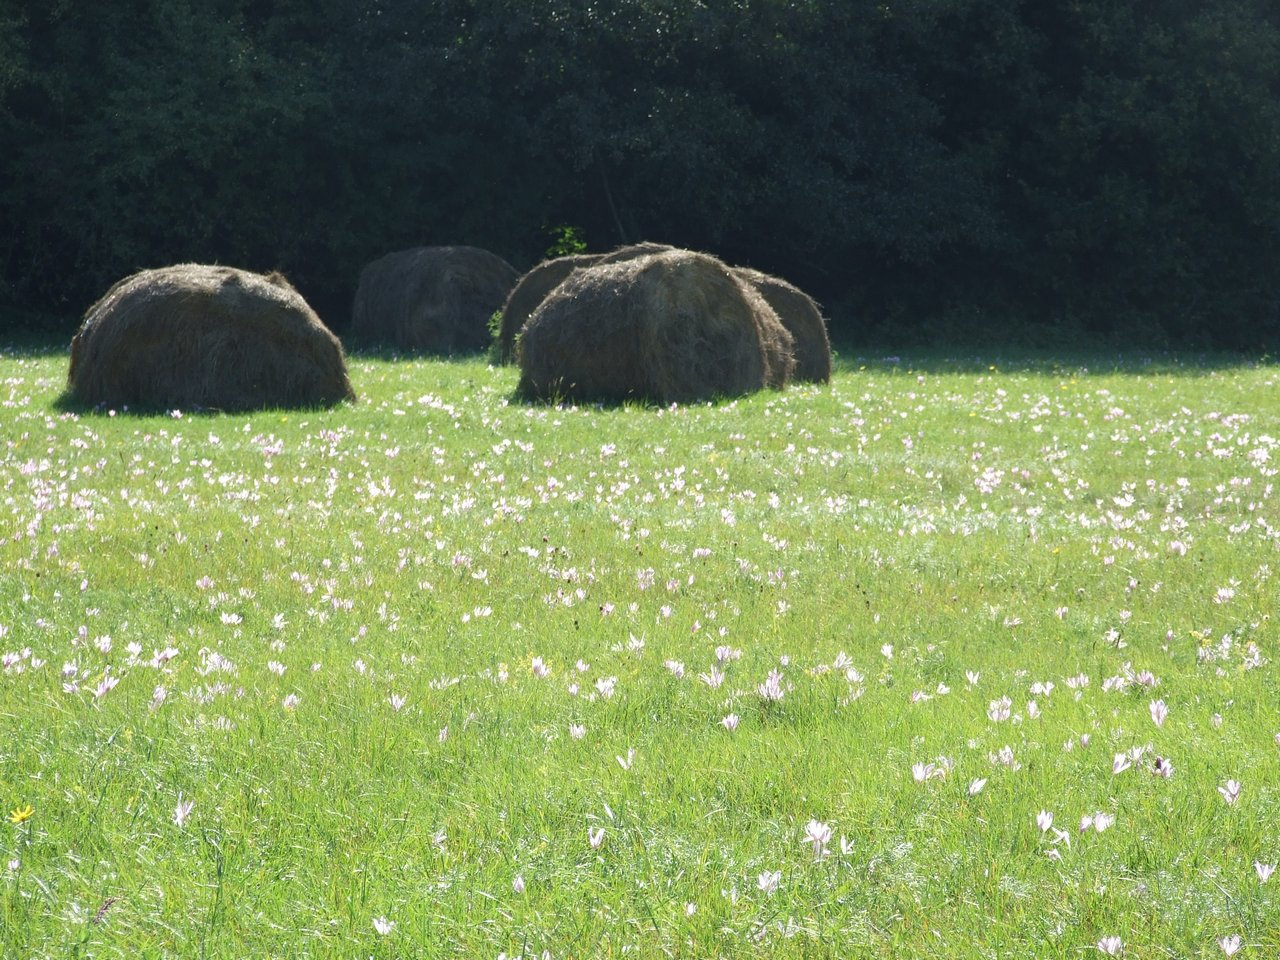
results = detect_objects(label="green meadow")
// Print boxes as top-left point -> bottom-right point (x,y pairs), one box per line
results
1,346 -> 1277,958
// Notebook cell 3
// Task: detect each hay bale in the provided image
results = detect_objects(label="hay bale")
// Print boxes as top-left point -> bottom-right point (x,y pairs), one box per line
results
517,249 -> 795,405
735,268 -> 832,383
67,264 -> 355,411
351,245 -> 518,353
497,253 -> 602,362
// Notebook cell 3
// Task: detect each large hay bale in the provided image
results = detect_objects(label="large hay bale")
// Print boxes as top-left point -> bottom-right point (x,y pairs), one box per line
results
351,245 -> 518,353
735,268 -> 832,383
67,264 -> 355,411
517,249 -> 795,405
497,253 -> 602,362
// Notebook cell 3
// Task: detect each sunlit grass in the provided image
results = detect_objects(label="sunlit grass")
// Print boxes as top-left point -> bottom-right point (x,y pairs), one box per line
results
1,345 -> 1277,957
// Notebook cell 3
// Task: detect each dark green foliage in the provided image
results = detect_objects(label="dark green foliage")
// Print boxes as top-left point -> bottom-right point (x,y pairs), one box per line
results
2,1 -> 1278,346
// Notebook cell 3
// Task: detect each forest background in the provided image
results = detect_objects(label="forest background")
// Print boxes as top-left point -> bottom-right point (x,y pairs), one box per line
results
1,0 -> 1278,348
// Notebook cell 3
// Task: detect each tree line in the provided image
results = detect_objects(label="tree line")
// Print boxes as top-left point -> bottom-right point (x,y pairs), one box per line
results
2,0 -> 1278,347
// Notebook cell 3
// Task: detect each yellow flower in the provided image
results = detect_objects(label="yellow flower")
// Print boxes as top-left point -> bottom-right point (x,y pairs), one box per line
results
8,804 -> 33,825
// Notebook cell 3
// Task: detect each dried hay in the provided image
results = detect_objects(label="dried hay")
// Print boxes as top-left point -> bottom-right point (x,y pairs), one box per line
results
735,268 -> 832,383
352,246 -> 518,353
517,249 -> 795,405
497,244 -> 678,363
596,241 -> 676,264
67,264 -> 355,411
497,253 -> 602,362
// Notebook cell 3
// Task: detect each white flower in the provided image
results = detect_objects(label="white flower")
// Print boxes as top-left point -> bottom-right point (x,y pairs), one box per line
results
373,916 -> 395,936
721,714 -> 739,731
1097,935 -> 1123,955
802,819 -> 832,858
1149,699 -> 1168,727
968,778 -> 988,796
756,870 -> 781,895
588,827 -> 606,849
173,794 -> 194,827
512,875 -> 526,894
1255,861 -> 1275,884
1219,934 -> 1242,956
1036,810 -> 1053,832
1219,780 -> 1241,806
757,669 -> 786,702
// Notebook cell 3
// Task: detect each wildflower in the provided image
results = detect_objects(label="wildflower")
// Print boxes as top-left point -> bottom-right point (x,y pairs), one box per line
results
1097,935 -> 1124,955
173,795 -> 193,827
569,724 -> 586,739
1149,699 -> 1168,727
1255,862 -> 1274,884
282,693 -> 299,710
8,804 -> 33,825
388,693 -> 407,711
373,916 -> 395,935
803,819 -> 832,858
1152,756 -> 1174,779
588,826 -> 606,850
513,875 -> 526,894
1219,935 -> 1242,956
595,676 -> 617,699
987,697 -> 1012,722
1219,780 -> 1241,805
1037,811 -> 1054,832
721,714 -> 739,732
616,749 -> 636,770
968,778 -> 988,796
965,670 -> 980,687
757,669 -> 786,702
756,870 -> 781,895
699,667 -> 725,689
531,657 -> 551,678
912,762 -> 934,783
1112,753 -> 1131,775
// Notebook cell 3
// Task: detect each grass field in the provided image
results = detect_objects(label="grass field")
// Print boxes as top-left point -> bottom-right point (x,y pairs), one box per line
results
1,343 -> 1277,958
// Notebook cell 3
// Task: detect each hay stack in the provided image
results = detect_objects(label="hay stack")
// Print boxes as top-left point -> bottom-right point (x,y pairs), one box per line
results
352,246 -> 518,353
67,264 -> 355,411
517,249 -> 795,405
497,253 -> 602,362
735,268 -> 832,383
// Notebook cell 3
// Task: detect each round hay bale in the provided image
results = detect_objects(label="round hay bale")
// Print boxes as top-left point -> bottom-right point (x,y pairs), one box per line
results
67,264 -> 355,411
497,253 -> 602,363
735,268 -> 832,383
351,246 -> 518,353
517,249 -> 795,405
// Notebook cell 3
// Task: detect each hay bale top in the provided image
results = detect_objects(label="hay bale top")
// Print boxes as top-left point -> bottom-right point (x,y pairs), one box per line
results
517,248 -> 794,405
352,245 -> 518,353
596,241 -> 676,265
68,263 -> 355,412
735,267 -> 832,383
497,252 -> 602,362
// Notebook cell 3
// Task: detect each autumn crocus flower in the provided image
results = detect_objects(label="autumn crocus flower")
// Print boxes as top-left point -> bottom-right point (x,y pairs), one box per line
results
1219,780 -> 1241,805
803,819 -> 832,858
